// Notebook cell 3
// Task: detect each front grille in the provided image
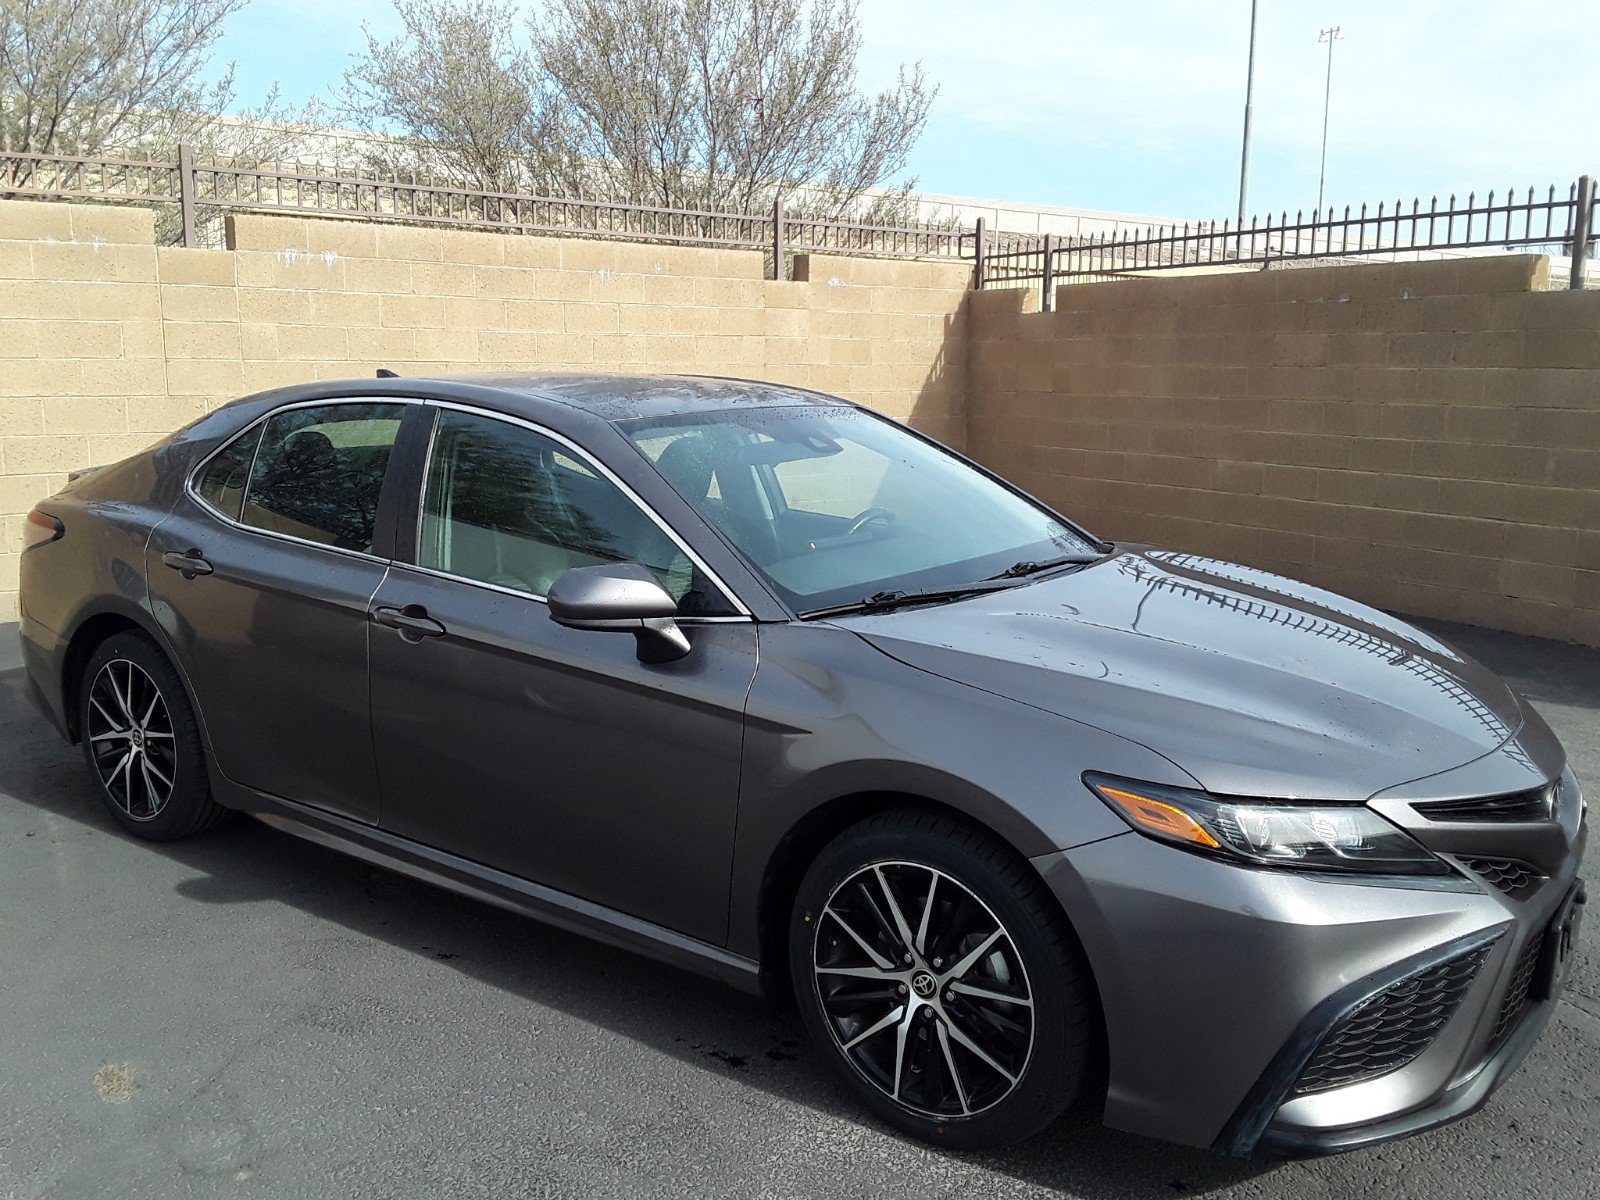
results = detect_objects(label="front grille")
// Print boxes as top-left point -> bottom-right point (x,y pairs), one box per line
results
1460,857 -> 1547,901
1293,944 -> 1492,1095
1416,784 -> 1555,823
1489,932 -> 1545,1051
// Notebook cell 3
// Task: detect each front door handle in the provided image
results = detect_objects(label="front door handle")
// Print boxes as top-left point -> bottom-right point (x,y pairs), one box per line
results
162,549 -> 213,579
370,603 -> 447,640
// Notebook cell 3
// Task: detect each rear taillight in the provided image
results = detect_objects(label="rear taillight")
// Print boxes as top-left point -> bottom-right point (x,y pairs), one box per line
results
23,508 -> 64,550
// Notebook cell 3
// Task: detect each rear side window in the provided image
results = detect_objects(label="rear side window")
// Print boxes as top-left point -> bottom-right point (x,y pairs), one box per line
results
194,423 -> 264,522
239,403 -> 407,553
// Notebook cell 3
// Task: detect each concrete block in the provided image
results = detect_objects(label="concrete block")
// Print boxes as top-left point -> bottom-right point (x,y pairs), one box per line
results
41,396 -> 128,436
165,321 -> 242,361
158,248 -> 238,287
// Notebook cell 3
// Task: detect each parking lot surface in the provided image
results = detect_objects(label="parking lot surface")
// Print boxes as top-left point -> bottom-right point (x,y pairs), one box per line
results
1,618 -> 1596,1199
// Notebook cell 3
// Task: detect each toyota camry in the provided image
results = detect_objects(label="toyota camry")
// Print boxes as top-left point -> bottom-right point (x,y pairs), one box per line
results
17,373 -> 1586,1155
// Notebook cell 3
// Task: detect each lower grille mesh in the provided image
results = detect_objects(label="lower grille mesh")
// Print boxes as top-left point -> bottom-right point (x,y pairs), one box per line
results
1489,932 -> 1545,1051
1293,944 -> 1492,1095
1461,857 -> 1547,901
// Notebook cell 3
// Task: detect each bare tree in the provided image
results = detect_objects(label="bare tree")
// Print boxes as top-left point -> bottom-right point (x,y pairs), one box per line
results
534,0 -> 934,217
0,0 -> 325,242
339,0 -> 567,194
339,0 -> 935,218
0,0 -> 247,154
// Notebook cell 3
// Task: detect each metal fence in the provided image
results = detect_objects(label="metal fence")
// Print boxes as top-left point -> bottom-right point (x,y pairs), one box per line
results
2,147 -> 1595,298
977,176 -> 1598,308
0,146 -> 969,276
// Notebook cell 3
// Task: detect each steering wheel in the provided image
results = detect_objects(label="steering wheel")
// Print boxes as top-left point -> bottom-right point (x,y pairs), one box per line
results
844,506 -> 896,538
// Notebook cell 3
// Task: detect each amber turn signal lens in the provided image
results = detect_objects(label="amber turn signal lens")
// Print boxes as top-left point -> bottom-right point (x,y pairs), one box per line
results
1093,784 -> 1221,849
23,508 -> 64,550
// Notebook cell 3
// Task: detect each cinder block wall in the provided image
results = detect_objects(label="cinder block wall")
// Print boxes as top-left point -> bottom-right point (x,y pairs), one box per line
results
0,200 -> 970,621
4,199 -> 1598,647
967,256 -> 1600,646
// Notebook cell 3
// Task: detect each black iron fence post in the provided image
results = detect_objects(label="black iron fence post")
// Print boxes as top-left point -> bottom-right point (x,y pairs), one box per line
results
1041,233 -> 1056,311
177,142 -> 197,248
973,217 -> 987,290
771,194 -> 785,281
1571,174 -> 1595,290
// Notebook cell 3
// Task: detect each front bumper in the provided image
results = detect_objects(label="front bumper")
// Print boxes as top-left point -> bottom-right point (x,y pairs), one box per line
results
1256,978 -> 1560,1157
1035,782 -> 1586,1156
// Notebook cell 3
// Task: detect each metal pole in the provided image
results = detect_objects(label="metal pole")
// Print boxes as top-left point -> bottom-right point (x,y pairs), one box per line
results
1571,174 -> 1595,290
1237,0 -> 1258,224
771,194 -> 785,281
177,141 -> 197,248
1041,233 -> 1056,311
1316,27 -> 1343,216
974,217 -> 987,290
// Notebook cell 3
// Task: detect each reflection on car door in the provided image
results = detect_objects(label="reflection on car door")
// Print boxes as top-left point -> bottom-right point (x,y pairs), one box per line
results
147,400 -> 412,824
367,407 -> 757,944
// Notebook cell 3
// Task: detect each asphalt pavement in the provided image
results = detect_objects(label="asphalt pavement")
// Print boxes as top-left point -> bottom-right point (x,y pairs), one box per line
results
1,618 -> 1596,1200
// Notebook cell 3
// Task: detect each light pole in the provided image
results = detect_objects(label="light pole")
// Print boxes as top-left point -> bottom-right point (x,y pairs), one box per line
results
1317,25 -> 1344,216
1237,0 -> 1259,224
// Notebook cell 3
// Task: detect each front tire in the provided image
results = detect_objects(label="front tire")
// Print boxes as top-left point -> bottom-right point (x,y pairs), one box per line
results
78,630 -> 228,841
788,810 -> 1098,1149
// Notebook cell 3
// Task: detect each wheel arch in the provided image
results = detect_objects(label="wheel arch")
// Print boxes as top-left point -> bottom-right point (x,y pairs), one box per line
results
60,603 -> 176,743
755,790 -> 1104,1027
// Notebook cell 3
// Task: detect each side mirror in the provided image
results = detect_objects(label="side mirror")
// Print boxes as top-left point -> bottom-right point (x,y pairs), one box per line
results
547,562 -> 691,664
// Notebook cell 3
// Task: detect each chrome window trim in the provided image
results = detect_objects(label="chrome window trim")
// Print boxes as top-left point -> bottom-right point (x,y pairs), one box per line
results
184,396 -> 417,567
383,559 -> 750,623
413,399 -> 753,620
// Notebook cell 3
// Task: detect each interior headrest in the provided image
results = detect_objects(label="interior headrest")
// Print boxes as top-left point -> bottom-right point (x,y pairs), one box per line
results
654,436 -> 717,500
283,428 -> 337,471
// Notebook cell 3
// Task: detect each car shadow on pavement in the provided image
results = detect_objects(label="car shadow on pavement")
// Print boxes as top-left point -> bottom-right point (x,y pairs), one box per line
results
0,667 -> 1274,1198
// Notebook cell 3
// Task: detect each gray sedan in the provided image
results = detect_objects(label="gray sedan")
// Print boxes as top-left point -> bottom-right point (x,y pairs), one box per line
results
16,373 -> 1587,1155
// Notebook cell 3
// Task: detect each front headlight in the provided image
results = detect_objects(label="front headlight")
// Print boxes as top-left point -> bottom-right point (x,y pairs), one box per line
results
1084,773 -> 1449,876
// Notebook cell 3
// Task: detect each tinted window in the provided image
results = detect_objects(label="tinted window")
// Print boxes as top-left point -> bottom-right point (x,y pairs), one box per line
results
195,422 -> 264,522
419,410 -> 732,615
628,407 -> 1095,613
241,403 -> 406,553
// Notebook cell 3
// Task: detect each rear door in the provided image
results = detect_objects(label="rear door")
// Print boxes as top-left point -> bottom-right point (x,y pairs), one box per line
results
366,404 -> 758,943
148,398 -> 421,824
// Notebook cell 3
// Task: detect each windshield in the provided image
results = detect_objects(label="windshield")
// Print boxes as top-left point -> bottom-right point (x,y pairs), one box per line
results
624,405 -> 1098,614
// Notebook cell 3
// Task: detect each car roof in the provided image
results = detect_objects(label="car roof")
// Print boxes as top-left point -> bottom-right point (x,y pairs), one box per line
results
397,371 -> 852,423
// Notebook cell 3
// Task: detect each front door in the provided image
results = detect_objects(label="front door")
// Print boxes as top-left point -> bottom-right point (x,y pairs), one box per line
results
148,400 -> 411,823
367,407 -> 757,944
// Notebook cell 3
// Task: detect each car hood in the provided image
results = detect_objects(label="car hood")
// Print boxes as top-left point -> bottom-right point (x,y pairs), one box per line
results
841,547 -> 1528,801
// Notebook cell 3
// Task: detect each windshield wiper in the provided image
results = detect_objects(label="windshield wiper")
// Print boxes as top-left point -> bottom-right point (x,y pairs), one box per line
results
986,552 -> 1106,580
799,579 -> 1021,621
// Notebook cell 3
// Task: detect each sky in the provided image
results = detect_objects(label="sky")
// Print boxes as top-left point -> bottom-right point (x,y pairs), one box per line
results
206,0 -> 1600,223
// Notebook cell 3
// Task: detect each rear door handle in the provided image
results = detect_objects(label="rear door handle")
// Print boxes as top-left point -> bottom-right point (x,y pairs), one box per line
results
370,604 -> 447,640
162,549 -> 213,578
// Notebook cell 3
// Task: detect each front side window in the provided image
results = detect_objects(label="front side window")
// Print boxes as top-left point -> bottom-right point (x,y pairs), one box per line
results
627,406 -> 1096,613
418,410 -> 733,616
240,403 -> 406,552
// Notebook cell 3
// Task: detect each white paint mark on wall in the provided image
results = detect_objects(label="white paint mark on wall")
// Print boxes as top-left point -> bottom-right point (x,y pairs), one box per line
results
277,248 -> 340,267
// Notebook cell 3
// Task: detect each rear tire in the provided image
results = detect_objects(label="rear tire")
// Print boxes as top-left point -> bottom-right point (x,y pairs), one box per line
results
78,631 -> 229,841
788,809 -> 1097,1149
